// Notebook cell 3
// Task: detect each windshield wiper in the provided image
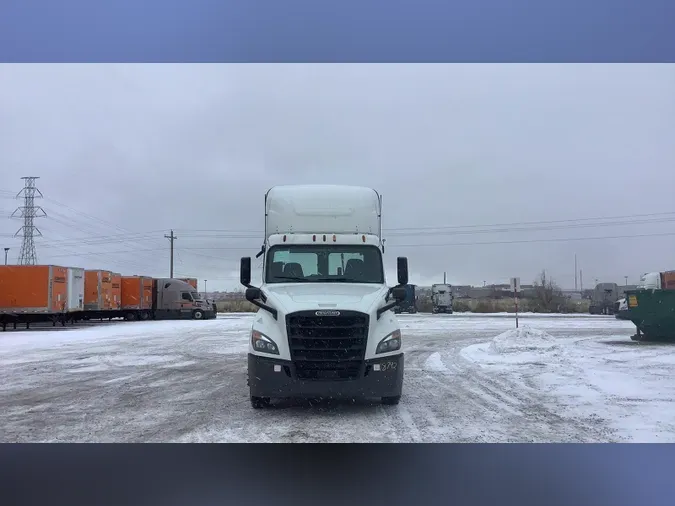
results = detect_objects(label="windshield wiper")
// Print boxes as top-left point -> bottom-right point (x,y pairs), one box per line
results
312,277 -> 365,283
270,276 -> 305,282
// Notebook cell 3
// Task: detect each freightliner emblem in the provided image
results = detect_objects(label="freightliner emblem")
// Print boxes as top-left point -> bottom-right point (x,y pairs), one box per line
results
315,310 -> 341,316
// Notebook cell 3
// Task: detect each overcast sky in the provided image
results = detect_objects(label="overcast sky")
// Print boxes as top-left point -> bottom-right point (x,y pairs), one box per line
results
1,64 -> 673,291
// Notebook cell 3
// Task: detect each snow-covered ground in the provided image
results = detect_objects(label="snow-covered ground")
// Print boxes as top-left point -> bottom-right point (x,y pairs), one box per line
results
1,312 -> 671,442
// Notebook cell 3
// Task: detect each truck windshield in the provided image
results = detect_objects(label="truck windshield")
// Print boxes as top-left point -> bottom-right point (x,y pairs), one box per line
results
265,245 -> 384,284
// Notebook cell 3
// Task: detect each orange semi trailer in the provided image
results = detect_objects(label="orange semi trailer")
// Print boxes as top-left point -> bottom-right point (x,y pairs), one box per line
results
0,265 -> 71,329
83,269 -> 122,320
111,272 -> 122,310
120,276 -> 154,320
178,278 -> 198,290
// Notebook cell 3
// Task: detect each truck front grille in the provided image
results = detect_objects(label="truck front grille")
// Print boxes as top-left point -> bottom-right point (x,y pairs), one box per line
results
286,310 -> 369,381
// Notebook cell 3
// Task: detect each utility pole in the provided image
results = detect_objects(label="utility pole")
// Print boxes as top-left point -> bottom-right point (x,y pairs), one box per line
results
204,279 -> 208,296
3,247 -> 9,265
11,177 -> 46,265
443,272 -> 446,284
580,269 -> 583,292
624,276 -> 628,287
164,230 -> 177,278
574,254 -> 578,291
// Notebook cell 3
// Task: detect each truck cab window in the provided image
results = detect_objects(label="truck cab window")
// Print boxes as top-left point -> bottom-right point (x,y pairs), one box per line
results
266,245 -> 384,284
181,292 -> 193,301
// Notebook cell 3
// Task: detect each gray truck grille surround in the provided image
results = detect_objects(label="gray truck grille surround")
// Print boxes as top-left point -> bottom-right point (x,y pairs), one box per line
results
286,310 -> 369,381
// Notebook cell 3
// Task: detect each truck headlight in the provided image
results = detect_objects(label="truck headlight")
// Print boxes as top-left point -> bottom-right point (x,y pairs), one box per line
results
376,329 -> 401,354
251,330 -> 279,355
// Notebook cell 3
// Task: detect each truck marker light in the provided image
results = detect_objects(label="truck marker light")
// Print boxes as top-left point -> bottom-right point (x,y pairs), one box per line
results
312,235 -> 316,241
373,364 -> 381,371
333,235 -> 336,242
323,234 -> 326,242
274,365 -> 282,372
283,235 -> 287,242
362,235 -> 366,242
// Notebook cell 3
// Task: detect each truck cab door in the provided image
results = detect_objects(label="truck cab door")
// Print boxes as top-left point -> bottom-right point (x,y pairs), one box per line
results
180,292 -> 194,308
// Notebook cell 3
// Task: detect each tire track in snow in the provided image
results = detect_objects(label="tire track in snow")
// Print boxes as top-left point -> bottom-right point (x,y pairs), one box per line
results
459,350 -> 618,442
0,313 -> 638,442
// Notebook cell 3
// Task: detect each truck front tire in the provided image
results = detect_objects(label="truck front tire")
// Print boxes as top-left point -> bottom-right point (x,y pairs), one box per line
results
251,396 -> 271,409
193,310 -> 204,320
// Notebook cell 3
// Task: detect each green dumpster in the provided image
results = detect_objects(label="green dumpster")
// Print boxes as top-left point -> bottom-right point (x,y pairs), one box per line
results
626,289 -> 675,341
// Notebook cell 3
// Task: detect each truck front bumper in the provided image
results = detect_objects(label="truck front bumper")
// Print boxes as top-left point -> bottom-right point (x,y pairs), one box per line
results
248,353 -> 404,400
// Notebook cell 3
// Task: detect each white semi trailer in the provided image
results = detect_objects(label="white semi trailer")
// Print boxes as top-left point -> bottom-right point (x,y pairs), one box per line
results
240,184 -> 408,408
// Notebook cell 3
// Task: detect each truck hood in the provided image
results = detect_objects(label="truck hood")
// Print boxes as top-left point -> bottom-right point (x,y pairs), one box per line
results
263,283 -> 389,313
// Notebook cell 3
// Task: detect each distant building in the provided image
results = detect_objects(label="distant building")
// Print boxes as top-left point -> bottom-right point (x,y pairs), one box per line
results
561,290 -> 583,300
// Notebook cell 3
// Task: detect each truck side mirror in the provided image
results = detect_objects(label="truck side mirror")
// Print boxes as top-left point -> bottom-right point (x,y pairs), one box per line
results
240,257 -> 252,287
392,286 -> 406,301
245,286 -> 261,301
397,257 -> 409,286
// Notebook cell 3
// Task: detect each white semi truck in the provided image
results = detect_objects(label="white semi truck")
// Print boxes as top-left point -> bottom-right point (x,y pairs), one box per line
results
239,184 -> 409,408
431,283 -> 453,313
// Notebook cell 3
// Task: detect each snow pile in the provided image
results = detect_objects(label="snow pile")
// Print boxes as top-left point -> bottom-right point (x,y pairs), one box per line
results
488,326 -> 559,355
423,352 -> 448,372
460,325 -> 566,366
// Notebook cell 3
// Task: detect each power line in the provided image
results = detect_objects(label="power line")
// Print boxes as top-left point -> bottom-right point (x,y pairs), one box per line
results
32,198 -> 170,273
44,229 -> 675,257
44,196 -> 169,250
171,212 -> 675,240
36,229 -> 166,248
5,184 -> 675,234
7,190 -> 675,280
17,212 -> 675,251
384,216 -> 675,237
11,201 -> 165,273
388,230 -> 675,248
11,177 -> 46,265
6,205 -> 675,250
382,210 -> 675,232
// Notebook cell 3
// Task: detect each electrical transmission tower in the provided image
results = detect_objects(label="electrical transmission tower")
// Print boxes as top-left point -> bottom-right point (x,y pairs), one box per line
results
11,177 -> 46,265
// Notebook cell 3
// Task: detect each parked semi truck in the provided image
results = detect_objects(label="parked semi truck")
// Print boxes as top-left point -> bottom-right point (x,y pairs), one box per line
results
588,282 -> 619,315
636,271 -> 675,291
178,277 -> 198,290
93,277 -> 215,321
614,297 -> 630,320
0,266 -> 215,329
151,278 -> 214,320
394,284 -> 418,314
240,184 -> 408,408
431,283 -> 453,313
